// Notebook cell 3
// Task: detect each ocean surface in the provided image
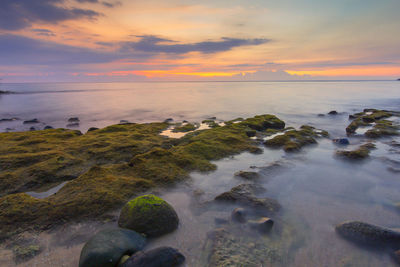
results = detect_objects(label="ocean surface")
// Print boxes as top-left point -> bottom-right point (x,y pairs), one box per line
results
1,81 -> 400,266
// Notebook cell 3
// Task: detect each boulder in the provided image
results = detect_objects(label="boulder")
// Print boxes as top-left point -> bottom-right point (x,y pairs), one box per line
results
231,208 -> 247,223
121,247 -> 185,267
328,111 -> 338,115
87,127 -> 99,132
67,122 -> 80,127
118,194 -> 179,237
44,126 -> 54,130
79,228 -> 146,267
335,221 -> 400,248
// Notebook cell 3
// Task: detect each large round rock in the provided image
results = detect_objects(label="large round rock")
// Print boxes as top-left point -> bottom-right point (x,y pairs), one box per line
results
118,194 -> 179,237
79,228 -> 146,267
122,247 -> 185,267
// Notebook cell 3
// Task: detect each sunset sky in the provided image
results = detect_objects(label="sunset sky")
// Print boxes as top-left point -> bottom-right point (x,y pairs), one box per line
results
1,0 -> 400,82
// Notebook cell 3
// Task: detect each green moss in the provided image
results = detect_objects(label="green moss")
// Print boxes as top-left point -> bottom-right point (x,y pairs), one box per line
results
0,115 -> 284,237
264,125 -> 325,152
202,120 -> 220,128
13,244 -> 41,262
172,123 -> 198,132
336,143 -> 376,160
346,109 -> 398,134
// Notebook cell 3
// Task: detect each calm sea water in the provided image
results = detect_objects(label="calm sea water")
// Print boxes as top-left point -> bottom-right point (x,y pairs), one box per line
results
1,81 -> 400,266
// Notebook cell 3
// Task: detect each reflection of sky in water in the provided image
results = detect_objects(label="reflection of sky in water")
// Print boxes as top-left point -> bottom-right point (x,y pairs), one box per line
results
1,81 -> 400,134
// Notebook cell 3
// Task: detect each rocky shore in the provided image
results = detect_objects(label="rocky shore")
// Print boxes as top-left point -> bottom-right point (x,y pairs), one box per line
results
0,109 -> 400,266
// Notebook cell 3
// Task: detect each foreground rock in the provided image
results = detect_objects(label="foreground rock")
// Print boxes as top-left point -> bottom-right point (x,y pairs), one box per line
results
335,221 -> 400,248
248,217 -> 274,234
79,228 -> 146,267
234,170 -> 259,180
118,194 -> 179,237
121,247 -> 185,267
215,184 -> 280,214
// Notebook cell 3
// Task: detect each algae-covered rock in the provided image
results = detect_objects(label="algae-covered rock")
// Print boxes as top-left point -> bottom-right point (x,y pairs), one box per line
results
79,228 -> 146,267
336,143 -> 376,160
335,221 -> 400,249
346,109 -> 398,135
118,194 -> 179,237
264,125 -> 327,152
234,170 -> 259,180
122,247 -> 185,267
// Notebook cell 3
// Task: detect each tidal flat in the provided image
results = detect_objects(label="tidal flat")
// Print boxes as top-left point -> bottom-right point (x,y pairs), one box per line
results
1,81 -> 400,266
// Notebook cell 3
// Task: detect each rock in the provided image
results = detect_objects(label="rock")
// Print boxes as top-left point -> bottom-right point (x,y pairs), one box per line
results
214,218 -> 229,225
23,119 -> 39,124
29,127 -> 36,131
215,184 -> 280,214
0,117 -> 19,122
122,247 -> 185,267
336,143 -> 375,160
245,129 -> 257,137
67,122 -> 80,127
120,120 -> 131,125
234,171 -> 259,180
248,217 -> 274,234
335,221 -> 400,248
68,117 -> 80,122
118,194 -> 179,237
333,138 -> 350,145
12,244 -> 41,263
79,228 -> 146,267
44,126 -> 54,130
317,114 -> 325,117
87,127 -> 99,132
164,118 -> 174,123
231,208 -> 247,223
328,110 -> 338,115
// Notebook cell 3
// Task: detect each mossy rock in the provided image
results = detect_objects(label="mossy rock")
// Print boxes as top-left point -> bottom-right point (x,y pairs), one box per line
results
336,143 -> 376,160
79,228 -> 146,267
346,109 -> 398,135
118,195 -> 179,237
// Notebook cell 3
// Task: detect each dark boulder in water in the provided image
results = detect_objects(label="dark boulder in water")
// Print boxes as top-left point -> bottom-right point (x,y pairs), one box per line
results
121,247 -> 185,267
333,138 -> 350,145
335,221 -> 400,249
328,110 -> 338,115
23,119 -> 39,124
44,126 -> 54,130
66,122 -> 80,128
0,117 -> 19,122
79,228 -> 146,267
87,127 -> 99,132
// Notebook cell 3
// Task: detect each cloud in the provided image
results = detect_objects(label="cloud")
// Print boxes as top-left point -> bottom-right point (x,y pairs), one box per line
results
32,29 -> 56,37
121,35 -> 270,54
0,0 -> 100,30
75,0 -> 122,8
0,34 -> 119,65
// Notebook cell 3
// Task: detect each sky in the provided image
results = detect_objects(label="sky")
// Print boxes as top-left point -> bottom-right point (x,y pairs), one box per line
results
0,0 -> 399,82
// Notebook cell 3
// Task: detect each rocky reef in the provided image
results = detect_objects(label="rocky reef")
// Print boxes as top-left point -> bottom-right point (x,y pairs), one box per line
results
0,114 -> 291,239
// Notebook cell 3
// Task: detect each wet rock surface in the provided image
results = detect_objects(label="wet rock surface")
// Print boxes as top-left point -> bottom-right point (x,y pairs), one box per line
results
79,228 -> 146,267
121,247 -> 185,267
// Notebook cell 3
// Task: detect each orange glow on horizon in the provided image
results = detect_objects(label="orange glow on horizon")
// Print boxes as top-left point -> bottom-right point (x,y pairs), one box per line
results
287,66 -> 400,77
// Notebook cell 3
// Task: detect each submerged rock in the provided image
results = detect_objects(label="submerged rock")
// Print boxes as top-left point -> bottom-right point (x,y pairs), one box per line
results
234,170 -> 259,180
215,184 -> 280,214
68,117 -> 80,122
335,221 -> 400,248
121,247 -> 185,267
118,194 -> 179,237
248,217 -> 274,234
0,117 -> 19,122
23,118 -> 39,124
79,228 -> 146,267
231,207 -> 247,223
